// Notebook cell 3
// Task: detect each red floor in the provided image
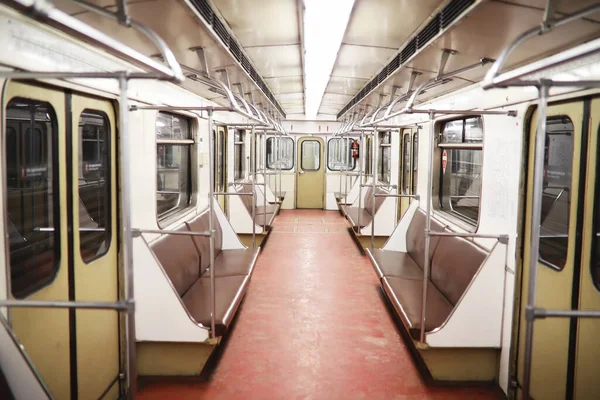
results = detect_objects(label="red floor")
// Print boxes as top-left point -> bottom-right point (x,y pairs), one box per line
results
138,210 -> 504,400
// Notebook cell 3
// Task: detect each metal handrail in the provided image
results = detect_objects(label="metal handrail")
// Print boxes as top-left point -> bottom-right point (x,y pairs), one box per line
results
483,3 -> 600,89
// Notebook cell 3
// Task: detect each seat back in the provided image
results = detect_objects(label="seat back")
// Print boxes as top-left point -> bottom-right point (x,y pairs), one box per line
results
406,208 -> 445,268
150,224 -> 200,296
233,184 -> 254,213
430,234 -> 489,305
186,211 -> 223,274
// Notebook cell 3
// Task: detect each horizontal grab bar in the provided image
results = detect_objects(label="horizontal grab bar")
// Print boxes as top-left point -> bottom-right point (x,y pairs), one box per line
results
426,231 -> 509,243
374,194 -> 420,199
132,228 -> 213,237
0,299 -> 131,311
214,192 -> 254,196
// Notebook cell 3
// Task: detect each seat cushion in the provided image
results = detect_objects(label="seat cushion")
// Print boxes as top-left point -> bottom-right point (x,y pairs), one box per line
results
202,249 -> 260,277
255,205 -> 279,215
406,209 -> 446,269
150,224 -> 200,296
182,275 -> 249,337
367,249 -> 423,279
343,206 -> 372,228
382,277 -> 453,340
431,236 -> 488,306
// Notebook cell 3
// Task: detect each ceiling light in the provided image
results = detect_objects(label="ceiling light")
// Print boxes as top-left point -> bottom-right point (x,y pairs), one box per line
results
303,0 -> 356,119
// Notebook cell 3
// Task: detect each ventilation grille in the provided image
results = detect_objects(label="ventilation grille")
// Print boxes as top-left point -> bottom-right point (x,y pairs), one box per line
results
337,0 -> 477,119
189,0 -> 286,117
441,0 -> 476,28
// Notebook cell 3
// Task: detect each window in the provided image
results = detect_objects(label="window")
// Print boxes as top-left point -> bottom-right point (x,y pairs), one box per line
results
402,133 -> 411,194
365,136 -> 372,176
234,129 -> 245,181
156,112 -> 192,220
301,140 -> 321,171
327,138 -> 355,171
412,131 -> 419,194
438,116 -> 483,225
6,98 -> 59,298
78,110 -> 111,262
378,131 -> 391,183
539,116 -> 574,271
266,137 -> 294,170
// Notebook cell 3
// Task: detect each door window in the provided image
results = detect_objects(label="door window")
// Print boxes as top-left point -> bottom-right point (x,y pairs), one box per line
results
539,116 -> 574,271
6,98 -> 59,298
301,140 -> 321,171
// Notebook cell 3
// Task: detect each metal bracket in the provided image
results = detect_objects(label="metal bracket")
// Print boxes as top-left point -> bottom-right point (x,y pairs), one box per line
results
215,68 -> 232,90
498,234 -> 510,245
406,71 -> 422,94
525,305 -> 537,321
438,49 -> 458,79
232,82 -> 244,98
190,46 -> 211,78
542,0 -> 557,32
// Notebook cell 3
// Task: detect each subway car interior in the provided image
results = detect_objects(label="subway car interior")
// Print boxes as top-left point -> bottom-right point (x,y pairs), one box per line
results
1,0 -> 600,399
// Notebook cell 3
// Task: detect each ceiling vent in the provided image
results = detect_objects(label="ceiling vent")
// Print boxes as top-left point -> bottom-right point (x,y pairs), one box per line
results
337,0 -> 477,119
189,0 -> 286,117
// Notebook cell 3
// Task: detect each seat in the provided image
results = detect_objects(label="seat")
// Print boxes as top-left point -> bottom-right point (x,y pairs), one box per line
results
382,277 -> 453,340
368,250 -> 423,280
149,210 -> 259,337
182,275 -> 249,337
343,206 -> 372,228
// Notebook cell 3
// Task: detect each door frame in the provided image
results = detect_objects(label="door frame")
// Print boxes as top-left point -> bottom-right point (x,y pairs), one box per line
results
295,136 -> 325,209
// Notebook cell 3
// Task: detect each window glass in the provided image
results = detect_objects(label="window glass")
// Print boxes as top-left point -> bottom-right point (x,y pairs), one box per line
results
412,132 -> 419,194
378,131 -> 391,183
439,117 -> 483,225
365,136 -> 372,176
156,112 -> 192,219
78,110 -> 111,262
539,116 -> 574,271
234,129 -> 245,181
402,133 -> 411,194
266,137 -> 294,170
6,98 -> 59,298
327,138 -> 355,171
301,140 -> 321,171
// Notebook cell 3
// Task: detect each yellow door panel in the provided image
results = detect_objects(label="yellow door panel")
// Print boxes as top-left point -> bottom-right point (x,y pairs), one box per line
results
214,126 -> 227,212
574,98 -> 600,399
398,129 -> 412,220
297,137 -> 325,209
517,101 -> 584,399
71,95 -> 120,399
4,82 -> 71,399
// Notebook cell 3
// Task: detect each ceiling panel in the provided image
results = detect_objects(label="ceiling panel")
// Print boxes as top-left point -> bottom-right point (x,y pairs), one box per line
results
499,0 -> 600,21
211,0 -> 299,47
324,76 -> 369,95
343,0 -> 444,48
244,45 -> 302,78
264,76 -> 303,93
330,45 -> 397,80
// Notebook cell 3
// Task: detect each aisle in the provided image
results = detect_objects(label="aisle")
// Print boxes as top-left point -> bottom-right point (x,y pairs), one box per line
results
138,210 -> 502,399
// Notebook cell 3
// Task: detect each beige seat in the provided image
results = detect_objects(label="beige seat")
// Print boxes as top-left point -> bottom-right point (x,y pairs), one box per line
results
368,208 -> 490,340
150,210 -> 259,336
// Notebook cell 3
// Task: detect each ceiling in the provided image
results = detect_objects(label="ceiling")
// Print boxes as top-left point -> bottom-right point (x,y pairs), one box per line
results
46,0 -> 600,120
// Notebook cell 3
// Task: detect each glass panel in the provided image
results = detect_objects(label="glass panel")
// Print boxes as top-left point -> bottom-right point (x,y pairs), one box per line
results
539,116 -> 574,271
267,137 -> 294,170
441,116 -> 483,144
301,140 -> 320,171
6,98 -> 59,298
156,112 -> 192,220
156,112 -> 190,140
412,132 -> 419,194
327,138 -> 355,171
441,148 -> 482,224
78,110 -> 111,262
402,134 -> 411,194
234,130 -> 244,181
378,132 -> 391,183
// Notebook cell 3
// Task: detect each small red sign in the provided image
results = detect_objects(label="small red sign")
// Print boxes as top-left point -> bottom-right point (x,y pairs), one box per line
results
442,150 -> 448,174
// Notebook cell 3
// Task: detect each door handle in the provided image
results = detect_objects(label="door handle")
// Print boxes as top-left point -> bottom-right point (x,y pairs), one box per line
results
299,171 -> 305,175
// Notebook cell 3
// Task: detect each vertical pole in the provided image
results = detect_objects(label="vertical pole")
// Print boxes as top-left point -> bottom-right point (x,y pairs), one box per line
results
522,84 -> 549,400
420,111 -> 436,344
339,135 -> 343,199
207,109 -> 216,338
357,132 -> 364,222
251,126 -> 256,249
279,133 -> 283,202
371,129 -> 377,249
118,75 -> 137,398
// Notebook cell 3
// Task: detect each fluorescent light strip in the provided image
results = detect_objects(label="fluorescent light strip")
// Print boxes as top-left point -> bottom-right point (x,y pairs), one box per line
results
303,0 -> 356,118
